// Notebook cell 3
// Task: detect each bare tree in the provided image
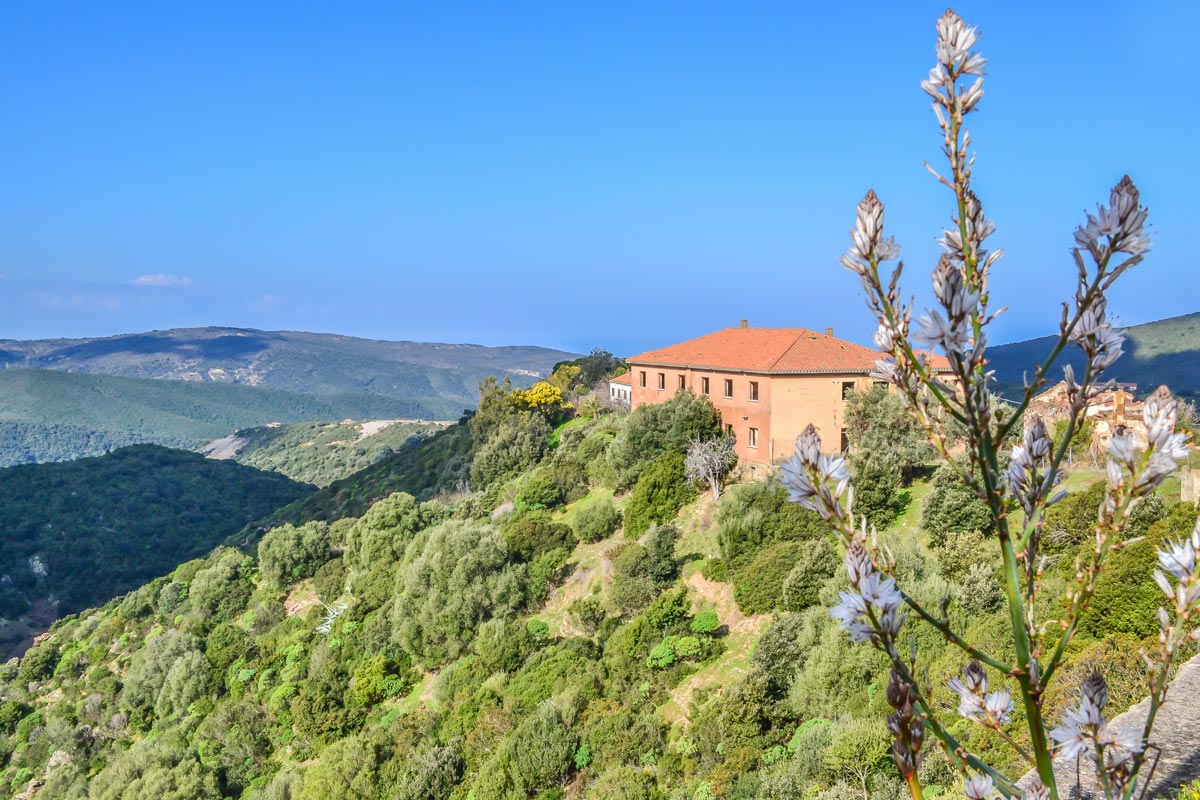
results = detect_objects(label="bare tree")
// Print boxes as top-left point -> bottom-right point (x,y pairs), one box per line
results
685,436 -> 738,501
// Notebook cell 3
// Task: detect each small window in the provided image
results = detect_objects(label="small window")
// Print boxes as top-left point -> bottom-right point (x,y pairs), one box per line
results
723,379 -> 733,398
748,427 -> 759,448
657,373 -> 666,390
725,423 -> 734,436
678,374 -> 685,390
639,371 -> 647,388
701,377 -> 710,395
749,381 -> 759,401
840,429 -> 850,453
842,381 -> 857,400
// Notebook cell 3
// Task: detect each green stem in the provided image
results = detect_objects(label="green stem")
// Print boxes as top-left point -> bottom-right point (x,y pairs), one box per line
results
906,772 -> 925,800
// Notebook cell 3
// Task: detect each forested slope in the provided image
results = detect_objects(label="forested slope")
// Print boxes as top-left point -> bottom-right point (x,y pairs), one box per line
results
0,382 -> 1192,799
0,446 -> 312,659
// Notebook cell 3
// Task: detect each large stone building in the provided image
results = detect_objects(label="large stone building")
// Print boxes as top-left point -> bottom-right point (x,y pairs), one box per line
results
1025,380 -> 1147,460
626,323 -> 950,470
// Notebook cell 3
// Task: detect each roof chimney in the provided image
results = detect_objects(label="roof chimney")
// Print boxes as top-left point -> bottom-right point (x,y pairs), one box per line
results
739,319 -> 748,329
825,327 -> 834,336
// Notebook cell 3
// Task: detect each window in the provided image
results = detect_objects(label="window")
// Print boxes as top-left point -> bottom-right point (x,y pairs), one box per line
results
749,381 -> 759,401
701,377 -> 710,395
725,423 -> 734,436
748,427 -> 759,448
842,381 -> 857,400
657,373 -> 665,390
840,429 -> 850,453
639,371 -> 647,388
678,374 -> 686,390
724,379 -> 733,398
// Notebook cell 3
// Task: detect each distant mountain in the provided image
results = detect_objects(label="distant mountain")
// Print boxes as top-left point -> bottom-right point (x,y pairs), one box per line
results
0,445 -> 312,657
203,418 -> 451,487
0,326 -> 574,399
0,327 -> 576,466
989,312 -> 1200,399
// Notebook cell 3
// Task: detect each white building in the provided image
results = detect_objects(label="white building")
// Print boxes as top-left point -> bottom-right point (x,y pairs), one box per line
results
608,372 -> 632,407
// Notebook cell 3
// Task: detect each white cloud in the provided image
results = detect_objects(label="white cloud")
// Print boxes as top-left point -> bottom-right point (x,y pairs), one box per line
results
129,274 -> 193,288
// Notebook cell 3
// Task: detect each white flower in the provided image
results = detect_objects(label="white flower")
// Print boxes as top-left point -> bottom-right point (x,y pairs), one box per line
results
1049,705 -> 1092,760
935,9 -> 980,69
963,774 -> 994,800
831,590 -> 868,627
914,309 -> 970,352
1096,722 -> 1143,756
872,322 -> 897,351
1106,459 -> 1124,490
860,572 -> 902,613
1108,433 -> 1134,465
982,688 -> 1013,725
1024,779 -> 1051,800
1158,539 -> 1197,582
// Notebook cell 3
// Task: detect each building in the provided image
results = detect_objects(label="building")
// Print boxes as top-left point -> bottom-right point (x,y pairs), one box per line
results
626,322 -> 950,468
608,372 -> 632,407
1026,380 -> 1147,459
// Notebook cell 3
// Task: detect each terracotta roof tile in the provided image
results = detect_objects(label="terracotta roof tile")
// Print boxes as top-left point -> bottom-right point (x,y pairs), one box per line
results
627,327 -> 951,375
611,372 -> 632,385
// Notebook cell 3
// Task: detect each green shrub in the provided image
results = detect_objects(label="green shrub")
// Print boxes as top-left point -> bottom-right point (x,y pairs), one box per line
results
691,611 -> 720,635
573,497 -> 622,543
921,463 -> 992,546
734,542 -> 805,615
516,468 -> 568,510
646,643 -> 677,669
16,641 -> 59,683
608,390 -> 723,487
568,597 -> 607,634
717,480 -> 830,572
624,452 -> 696,538
781,538 -> 838,612
257,521 -> 332,587
502,512 -> 577,563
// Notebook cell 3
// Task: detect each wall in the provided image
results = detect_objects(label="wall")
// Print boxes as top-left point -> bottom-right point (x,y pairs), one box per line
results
768,373 -> 881,462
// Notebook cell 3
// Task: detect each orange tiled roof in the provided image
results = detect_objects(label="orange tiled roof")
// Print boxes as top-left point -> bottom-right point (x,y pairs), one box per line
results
627,327 -> 951,375
611,372 -> 632,385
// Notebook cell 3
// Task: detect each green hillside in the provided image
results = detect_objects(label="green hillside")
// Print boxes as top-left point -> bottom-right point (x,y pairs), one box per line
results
0,384 -> 1186,799
0,445 -> 312,659
0,327 -> 575,406
0,368 -> 456,467
209,419 -> 453,487
989,311 -> 1200,398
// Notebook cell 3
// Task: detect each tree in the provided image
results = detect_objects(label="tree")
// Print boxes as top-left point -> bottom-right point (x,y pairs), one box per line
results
685,435 -> 738,500
608,390 -> 723,487
823,718 -> 891,800
623,451 -> 696,538
844,385 -> 933,483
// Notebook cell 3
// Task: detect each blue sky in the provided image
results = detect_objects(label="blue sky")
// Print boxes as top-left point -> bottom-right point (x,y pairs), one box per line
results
1,1 -> 1196,355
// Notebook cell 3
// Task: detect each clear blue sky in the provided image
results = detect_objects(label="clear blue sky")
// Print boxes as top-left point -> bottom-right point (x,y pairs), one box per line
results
1,1 -> 1195,355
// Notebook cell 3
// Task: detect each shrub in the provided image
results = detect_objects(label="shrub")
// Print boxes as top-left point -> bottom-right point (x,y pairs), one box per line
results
624,452 -> 696,538
920,463 -> 993,546
781,538 -> 838,612
257,521 -> 332,588
470,411 -> 552,489
733,541 -> 805,615
608,390 -> 724,487
516,468 -> 568,510
573,497 -> 622,543
717,480 -> 830,572
568,597 -> 606,634
502,512 -> 577,563
691,611 -> 720,635
16,641 -> 59,683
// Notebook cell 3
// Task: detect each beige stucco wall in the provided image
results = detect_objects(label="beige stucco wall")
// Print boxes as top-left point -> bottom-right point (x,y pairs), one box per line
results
629,364 -> 883,468
768,373 -> 881,462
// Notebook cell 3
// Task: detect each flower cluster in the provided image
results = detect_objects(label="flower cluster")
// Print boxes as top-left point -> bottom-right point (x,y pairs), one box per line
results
1068,297 -> 1125,373
1153,516 -> 1200,657
1074,175 -> 1151,260
779,424 -> 851,522
1107,386 -> 1192,495
1004,416 -> 1064,517
829,538 -> 904,646
948,660 -> 1014,728
922,10 -> 986,113
1049,673 -> 1142,782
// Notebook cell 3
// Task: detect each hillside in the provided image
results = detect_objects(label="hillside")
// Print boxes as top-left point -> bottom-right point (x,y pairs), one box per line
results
0,368 -> 452,467
230,419 -> 474,547
0,327 -> 575,405
205,418 -> 453,487
0,445 -> 312,659
989,311 -> 1200,398
1,386 -> 1192,799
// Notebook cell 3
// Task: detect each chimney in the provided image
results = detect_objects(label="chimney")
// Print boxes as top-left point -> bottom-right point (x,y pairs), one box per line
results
825,327 -> 834,336
739,319 -> 748,329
